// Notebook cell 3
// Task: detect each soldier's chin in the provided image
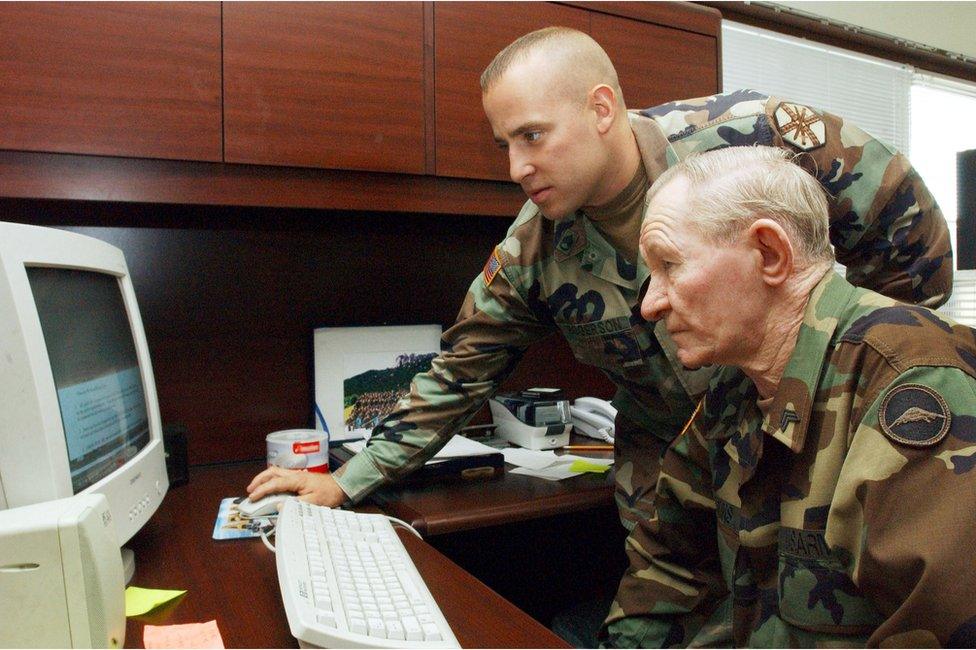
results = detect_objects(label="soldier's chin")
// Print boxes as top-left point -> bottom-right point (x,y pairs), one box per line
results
677,349 -> 712,370
539,204 -> 574,221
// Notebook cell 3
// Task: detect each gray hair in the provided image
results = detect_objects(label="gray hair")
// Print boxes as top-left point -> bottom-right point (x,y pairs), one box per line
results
480,26 -> 623,107
648,146 -> 834,267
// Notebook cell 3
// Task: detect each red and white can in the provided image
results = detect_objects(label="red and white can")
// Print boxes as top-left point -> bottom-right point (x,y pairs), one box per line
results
266,429 -> 329,473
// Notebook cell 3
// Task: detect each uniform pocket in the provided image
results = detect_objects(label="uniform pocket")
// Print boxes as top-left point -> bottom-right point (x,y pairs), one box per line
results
777,530 -> 882,634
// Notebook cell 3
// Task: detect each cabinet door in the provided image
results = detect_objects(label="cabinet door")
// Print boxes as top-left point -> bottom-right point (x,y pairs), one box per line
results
0,2 -> 221,161
224,2 -> 425,173
433,2 -> 590,181
591,12 -> 719,110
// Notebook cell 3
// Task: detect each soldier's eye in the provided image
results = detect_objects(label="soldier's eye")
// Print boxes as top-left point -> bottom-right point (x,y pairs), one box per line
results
524,131 -> 542,143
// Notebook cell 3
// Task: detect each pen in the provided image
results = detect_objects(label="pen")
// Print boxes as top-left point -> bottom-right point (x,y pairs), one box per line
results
563,444 -> 614,451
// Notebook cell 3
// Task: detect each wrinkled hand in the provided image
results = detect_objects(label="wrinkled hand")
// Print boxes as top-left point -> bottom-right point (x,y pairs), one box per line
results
246,466 -> 348,508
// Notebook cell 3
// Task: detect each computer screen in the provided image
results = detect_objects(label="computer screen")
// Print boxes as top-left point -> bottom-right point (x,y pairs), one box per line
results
0,221 -> 168,575
28,268 -> 152,495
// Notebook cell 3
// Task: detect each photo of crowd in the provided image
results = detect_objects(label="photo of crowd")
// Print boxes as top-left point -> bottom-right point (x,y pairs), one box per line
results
342,353 -> 437,433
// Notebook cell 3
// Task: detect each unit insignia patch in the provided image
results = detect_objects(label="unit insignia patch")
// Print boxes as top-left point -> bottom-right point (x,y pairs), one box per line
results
879,384 -> 951,447
774,102 -> 826,151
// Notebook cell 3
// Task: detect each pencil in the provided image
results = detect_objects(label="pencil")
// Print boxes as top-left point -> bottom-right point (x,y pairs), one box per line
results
563,444 -> 614,451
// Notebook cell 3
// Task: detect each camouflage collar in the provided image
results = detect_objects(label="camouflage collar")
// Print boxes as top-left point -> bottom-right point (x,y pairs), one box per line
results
628,111 -> 672,182
700,270 -> 854,453
763,270 -> 855,452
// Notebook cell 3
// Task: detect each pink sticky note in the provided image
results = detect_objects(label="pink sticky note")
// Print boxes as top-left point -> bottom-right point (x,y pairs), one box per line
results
143,620 -> 225,649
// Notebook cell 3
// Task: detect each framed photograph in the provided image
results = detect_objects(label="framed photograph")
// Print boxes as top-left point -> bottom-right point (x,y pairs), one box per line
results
313,324 -> 441,442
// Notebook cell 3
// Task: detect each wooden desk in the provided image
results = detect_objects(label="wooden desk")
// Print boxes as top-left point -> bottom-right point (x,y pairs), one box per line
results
124,461 -> 569,648
332,437 -> 616,537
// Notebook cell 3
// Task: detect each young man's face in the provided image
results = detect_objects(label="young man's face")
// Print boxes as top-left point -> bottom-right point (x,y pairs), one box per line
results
482,57 -> 612,221
639,177 -> 766,369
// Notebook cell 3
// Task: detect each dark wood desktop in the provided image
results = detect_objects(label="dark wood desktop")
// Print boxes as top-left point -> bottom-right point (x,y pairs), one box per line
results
124,461 -> 569,649
330,435 -> 616,536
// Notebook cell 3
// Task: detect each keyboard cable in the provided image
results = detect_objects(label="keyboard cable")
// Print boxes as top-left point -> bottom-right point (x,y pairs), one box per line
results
258,513 -> 423,554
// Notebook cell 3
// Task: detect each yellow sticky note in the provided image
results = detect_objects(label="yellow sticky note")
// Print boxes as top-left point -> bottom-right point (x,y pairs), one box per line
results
124,586 -> 186,617
569,460 -> 611,474
144,620 -> 224,649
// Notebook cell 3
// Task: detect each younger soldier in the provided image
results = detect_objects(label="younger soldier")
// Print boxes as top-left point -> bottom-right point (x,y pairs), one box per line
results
612,145 -> 976,647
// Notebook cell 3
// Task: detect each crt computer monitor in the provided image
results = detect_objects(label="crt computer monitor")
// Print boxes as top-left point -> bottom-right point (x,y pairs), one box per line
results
0,220 -> 168,578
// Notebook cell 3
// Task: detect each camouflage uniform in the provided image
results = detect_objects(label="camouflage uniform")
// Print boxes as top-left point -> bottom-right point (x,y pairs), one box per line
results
330,89 -> 952,642
603,271 -> 976,647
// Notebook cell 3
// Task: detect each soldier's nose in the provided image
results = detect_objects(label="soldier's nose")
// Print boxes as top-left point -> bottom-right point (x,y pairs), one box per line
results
509,153 -> 534,183
641,286 -> 669,322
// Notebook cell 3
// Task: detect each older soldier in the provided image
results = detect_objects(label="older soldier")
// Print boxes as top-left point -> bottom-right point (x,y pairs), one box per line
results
247,26 -> 953,645
608,145 -> 976,648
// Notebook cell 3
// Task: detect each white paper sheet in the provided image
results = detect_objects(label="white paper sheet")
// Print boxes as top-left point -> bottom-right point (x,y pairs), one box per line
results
499,448 -> 559,470
507,453 -> 613,481
342,435 -> 500,464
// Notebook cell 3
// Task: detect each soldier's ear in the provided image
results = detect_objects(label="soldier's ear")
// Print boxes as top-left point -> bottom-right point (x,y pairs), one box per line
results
590,85 -> 617,133
748,218 -> 793,287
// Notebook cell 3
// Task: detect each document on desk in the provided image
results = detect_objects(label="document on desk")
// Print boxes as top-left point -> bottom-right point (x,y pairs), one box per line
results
342,434 -> 500,463
505,450 -> 614,481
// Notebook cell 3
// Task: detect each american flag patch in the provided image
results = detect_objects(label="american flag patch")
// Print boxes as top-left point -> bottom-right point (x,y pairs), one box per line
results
483,247 -> 502,287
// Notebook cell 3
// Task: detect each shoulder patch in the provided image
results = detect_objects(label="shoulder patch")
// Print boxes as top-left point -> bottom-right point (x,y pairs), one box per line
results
879,384 -> 951,447
774,102 -> 826,151
483,247 -> 503,287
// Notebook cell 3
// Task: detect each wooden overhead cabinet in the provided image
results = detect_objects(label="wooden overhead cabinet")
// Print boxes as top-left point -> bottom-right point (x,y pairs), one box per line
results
0,2 -> 222,162
590,10 -> 719,110
223,2 -> 427,174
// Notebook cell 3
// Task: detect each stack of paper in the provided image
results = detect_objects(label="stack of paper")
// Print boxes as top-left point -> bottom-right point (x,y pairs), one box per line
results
501,448 -> 613,481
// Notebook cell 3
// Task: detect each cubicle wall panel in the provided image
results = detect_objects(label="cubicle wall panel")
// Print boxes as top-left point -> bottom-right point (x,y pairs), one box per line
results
0,2 -> 222,161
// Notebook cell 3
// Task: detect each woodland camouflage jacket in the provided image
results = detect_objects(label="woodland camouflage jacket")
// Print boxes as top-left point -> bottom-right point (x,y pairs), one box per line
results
603,271 -> 976,648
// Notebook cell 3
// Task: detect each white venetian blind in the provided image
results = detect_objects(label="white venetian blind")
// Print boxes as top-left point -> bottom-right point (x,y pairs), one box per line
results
722,22 -> 913,154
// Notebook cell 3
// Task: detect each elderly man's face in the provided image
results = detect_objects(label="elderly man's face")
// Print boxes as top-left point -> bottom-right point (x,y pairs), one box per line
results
639,177 -> 766,369
482,56 -> 611,221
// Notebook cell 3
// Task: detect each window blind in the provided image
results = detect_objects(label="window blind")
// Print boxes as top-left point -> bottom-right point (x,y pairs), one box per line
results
722,22 -> 913,153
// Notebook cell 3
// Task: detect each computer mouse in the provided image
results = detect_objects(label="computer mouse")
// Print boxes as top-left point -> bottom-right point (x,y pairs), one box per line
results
238,493 -> 288,518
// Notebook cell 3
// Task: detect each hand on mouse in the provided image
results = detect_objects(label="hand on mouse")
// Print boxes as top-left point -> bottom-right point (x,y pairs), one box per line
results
246,466 -> 348,508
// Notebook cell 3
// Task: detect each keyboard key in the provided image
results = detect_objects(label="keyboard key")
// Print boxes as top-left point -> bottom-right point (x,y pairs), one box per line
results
387,621 -> 406,640
403,616 -> 423,641
367,617 -> 386,638
422,623 -> 443,642
348,617 -> 367,635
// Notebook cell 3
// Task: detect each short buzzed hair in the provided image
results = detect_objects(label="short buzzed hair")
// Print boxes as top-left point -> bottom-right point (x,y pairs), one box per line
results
480,27 -> 623,106
648,147 -> 835,266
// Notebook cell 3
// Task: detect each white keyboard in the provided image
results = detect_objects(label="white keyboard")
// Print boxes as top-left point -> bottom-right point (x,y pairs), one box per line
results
275,499 -> 460,649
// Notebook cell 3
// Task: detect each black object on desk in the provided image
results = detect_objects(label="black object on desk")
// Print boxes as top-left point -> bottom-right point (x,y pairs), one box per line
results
331,445 -> 504,486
